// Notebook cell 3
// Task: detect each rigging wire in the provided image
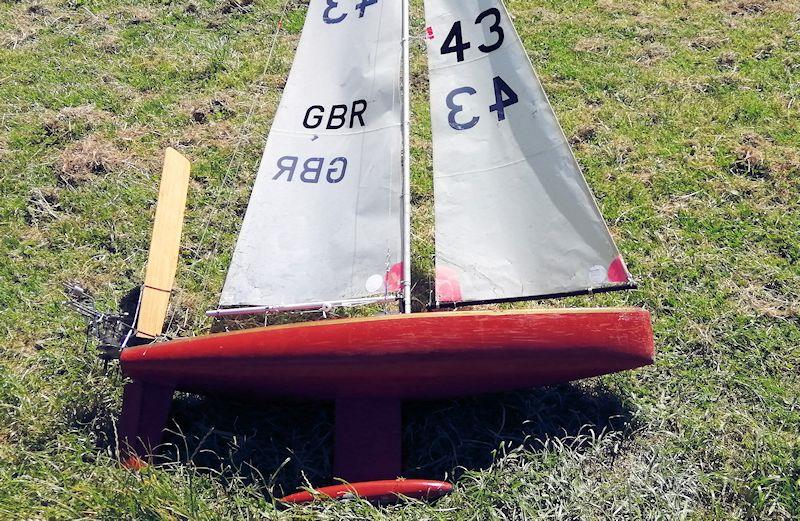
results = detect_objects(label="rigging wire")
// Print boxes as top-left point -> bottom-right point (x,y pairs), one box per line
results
164,0 -> 294,335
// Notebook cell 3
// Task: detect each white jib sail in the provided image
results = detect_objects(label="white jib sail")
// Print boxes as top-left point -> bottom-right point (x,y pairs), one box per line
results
424,0 -> 633,305
219,0 -> 404,309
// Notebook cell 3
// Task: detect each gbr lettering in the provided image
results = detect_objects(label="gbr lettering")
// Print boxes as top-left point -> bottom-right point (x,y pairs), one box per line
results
303,100 -> 367,130
292,0 -> 380,186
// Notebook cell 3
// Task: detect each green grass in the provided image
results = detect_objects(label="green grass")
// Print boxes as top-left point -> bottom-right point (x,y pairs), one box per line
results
1,0 -> 799,518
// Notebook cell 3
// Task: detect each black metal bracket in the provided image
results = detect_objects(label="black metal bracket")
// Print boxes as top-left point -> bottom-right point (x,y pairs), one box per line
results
63,283 -> 138,362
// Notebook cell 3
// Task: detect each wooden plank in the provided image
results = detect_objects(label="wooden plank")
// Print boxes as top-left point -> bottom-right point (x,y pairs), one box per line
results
136,148 -> 190,339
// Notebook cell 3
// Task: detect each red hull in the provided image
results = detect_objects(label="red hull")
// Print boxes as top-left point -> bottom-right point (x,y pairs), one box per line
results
120,308 -> 654,400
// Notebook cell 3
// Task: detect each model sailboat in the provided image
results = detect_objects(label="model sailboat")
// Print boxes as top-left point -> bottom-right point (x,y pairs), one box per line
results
114,0 -> 654,503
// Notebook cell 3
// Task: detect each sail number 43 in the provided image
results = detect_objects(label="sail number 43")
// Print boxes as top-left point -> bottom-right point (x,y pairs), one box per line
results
440,8 -> 504,62
439,8 -> 519,130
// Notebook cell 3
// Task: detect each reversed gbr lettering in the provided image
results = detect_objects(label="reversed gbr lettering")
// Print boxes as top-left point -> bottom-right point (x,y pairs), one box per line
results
273,156 -> 348,184
303,100 -> 368,130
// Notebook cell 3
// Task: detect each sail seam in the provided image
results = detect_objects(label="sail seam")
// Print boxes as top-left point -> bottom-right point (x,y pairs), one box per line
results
350,0 -> 390,300
428,49 -> 506,71
436,144 -> 563,178
269,123 -> 402,137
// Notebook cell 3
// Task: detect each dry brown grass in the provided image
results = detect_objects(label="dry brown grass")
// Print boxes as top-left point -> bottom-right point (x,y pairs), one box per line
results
687,34 -> 729,51
43,105 -> 111,141
727,0 -> 771,16
729,281 -> 799,319
730,133 -> 771,178
121,6 -> 154,25
574,37 -> 610,54
58,135 -> 126,185
178,120 -> 242,150
634,42 -> 672,65
716,51 -> 739,71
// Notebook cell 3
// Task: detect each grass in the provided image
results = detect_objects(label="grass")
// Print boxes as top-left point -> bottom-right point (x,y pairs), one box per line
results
1,0 -> 799,518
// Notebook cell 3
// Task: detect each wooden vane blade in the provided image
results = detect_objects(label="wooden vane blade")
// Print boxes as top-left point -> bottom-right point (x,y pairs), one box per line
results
136,148 -> 190,339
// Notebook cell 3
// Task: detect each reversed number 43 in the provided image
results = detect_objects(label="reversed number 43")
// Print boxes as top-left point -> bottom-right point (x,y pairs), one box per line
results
446,76 -> 519,131
323,0 -> 378,24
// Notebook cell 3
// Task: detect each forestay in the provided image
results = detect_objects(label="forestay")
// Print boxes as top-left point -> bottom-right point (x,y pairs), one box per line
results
424,0 -> 633,305
220,0 -> 403,309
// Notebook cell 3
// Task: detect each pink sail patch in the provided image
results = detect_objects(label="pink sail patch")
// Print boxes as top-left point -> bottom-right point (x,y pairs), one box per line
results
385,263 -> 403,293
607,256 -> 630,283
436,266 -> 462,303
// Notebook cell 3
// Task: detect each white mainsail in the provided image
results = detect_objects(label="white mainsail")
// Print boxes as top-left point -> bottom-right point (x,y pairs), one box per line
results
219,0 -> 404,309
424,0 -> 633,305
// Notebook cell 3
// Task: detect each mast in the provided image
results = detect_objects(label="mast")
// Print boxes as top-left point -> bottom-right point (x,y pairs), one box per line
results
401,0 -> 412,314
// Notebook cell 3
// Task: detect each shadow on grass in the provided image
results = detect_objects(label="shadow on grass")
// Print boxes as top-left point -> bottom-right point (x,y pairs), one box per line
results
110,284 -> 638,497
156,383 -> 636,498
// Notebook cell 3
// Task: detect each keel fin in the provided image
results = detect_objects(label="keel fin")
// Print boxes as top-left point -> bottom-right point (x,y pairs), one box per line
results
136,148 -> 190,339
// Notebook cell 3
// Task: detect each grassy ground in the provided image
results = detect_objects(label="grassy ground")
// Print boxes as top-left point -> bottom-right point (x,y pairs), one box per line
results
1,0 -> 799,518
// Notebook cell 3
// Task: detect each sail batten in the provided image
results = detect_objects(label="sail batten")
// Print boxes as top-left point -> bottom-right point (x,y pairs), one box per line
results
425,0 -> 633,305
